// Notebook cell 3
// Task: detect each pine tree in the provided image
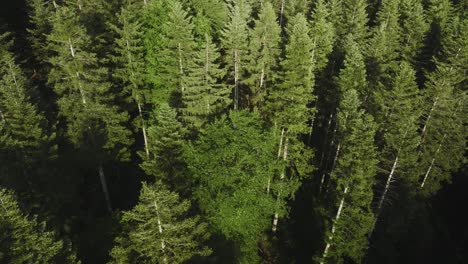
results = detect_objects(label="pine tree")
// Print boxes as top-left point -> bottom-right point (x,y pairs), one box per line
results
309,0 -> 336,73
0,33 -> 48,191
110,0 -> 150,157
416,63 -> 466,197
318,89 -> 377,264
221,0 -> 251,110
187,0 -> 228,39
140,104 -> 188,193
399,0 -> 429,63
181,34 -> 231,130
338,0 -> 369,47
109,182 -> 211,264
369,61 -> 422,236
245,1 -> 281,111
0,188 -> 79,263
187,110 -> 281,263
267,13 -> 316,233
367,0 -> 402,111
46,3 -> 132,213
267,13 -> 315,135
27,0 -> 55,66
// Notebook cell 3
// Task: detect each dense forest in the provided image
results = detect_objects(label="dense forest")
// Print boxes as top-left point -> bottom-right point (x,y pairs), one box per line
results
0,0 -> 466,263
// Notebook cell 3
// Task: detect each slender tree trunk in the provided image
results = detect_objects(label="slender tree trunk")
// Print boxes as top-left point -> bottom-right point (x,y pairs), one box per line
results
137,102 -> 150,158
421,134 -> 446,188
319,143 -> 341,193
0,109 -> 5,123
369,156 -> 398,237
272,136 -> 288,233
234,50 -> 239,110
279,0 -> 285,28
268,128 -> 284,194
178,43 -> 184,92
153,200 -> 167,263
98,164 -> 112,213
321,186 -> 349,263
419,96 -> 438,146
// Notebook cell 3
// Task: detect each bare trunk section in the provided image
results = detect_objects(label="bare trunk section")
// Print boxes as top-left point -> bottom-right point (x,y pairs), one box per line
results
369,156 -> 398,237
279,0 -> 285,28
137,102 -> 150,158
98,164 -> 112,213
321,186 -> 349,263
267,128 -> 285,194
234,50 -> 239,110
419,96 -> 438,146
272,136 -> 288,233
421,134 -> 446,188
178,43 -> 184,92
153,200 -> 168,263
319,143 -> 341,193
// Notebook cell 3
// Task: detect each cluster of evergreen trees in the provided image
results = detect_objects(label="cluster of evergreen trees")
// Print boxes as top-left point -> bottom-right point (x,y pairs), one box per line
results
0,0 -> 466,263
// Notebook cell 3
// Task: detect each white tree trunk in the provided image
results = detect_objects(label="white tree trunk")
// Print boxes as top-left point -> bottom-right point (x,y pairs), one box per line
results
268,128 -> 284,194
421,135 -> 445,188
234,50 -> 239,110
279,0 -> 285,28
369,156 -> 398,237
419,97 -> 438,146
98,164 -> 112,213
137,102 -> 150,158
272,136 -> 288,233
178,43 -> 184,92
321,186 -> 349,263
319,143 -> 341,193
153,200 -> 167,263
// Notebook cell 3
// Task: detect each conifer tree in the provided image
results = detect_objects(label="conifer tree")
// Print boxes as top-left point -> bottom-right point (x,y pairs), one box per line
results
267,13 -> 316,233
109,182 -> 211,264
0,33 -> 48,190
309,0 -> 336,73
140,104 -> 188,194
110,0 -> 150,157
319,89 -> 377,264
246,2 -> 281,111
0,188 -> 79,263
221,0 -> 251,110
187,0 -> 228,39
268,13 -> 315,135
370,61 -> 422,236
399,0 -> 429,63
338,0 -> 369,47
367,0 -> 402,113
46,3 -> 132,213
27,0 -> 54,66
181,34 -> 231,130
187,110 -> 281,263
416,64 -> 466,197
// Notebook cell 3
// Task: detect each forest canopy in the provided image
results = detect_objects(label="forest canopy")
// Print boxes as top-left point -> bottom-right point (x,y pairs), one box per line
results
0,0 -> 466,263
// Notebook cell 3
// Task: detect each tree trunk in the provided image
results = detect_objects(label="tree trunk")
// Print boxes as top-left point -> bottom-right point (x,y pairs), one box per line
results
319,143 -> 341,193
369,156 -> 398,237
279,0 -> 285,28
421,135 -> 446,188
137,102 -> 150,158
419,96 -> 438,146
321,186 -> 349,263
234,50 -> 239,110
178,43 -> 184,92
267,128 -> 284,194
153,200 -> 167,263
98,164 -> 112,213
272,136 -> 288,233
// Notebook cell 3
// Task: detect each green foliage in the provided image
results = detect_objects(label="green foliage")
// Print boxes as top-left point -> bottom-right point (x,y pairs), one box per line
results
141,104 -> 188,192
186,0 -> 228,38
339,0 -> 369,46
0,188 -> 79,263
46,4 -> 132,160
267,13 -> 315,135
109,182 -> 211,264
186,111 -> 281,263
245,2 -> 281,111
27,0 -> 54,65
320,89 -> 377,263
379,61 -> 421,185
181,34 -> 231,130
336,37 -> 367,102
309,0 -> 336,73
221,0 -> 251,110
399,0 -> 429,62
